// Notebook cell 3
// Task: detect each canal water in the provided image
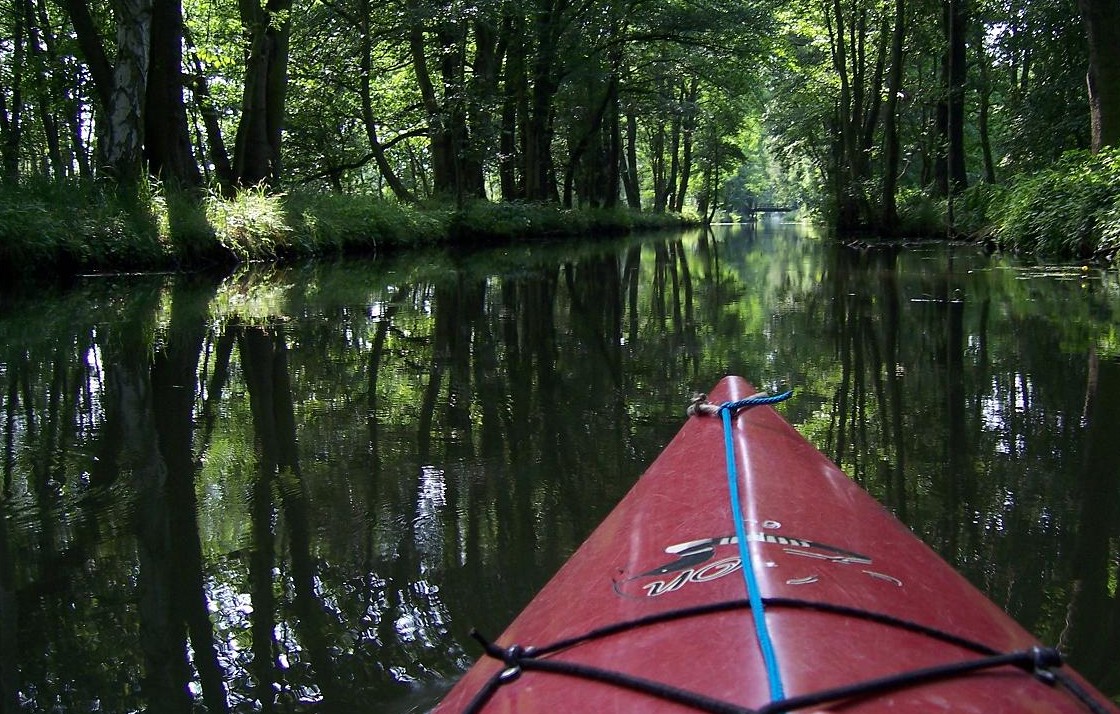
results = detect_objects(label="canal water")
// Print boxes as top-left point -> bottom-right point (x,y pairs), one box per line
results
1,223 -> 1118,712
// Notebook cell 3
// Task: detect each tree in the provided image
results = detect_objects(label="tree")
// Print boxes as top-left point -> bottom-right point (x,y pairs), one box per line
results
880,0 -> 907,232
233,0 -> 293,186
145,0 -> 202,187
934,0 -> 968,198
820,0 -> 893,229
980,0 -> 1088,172
59,0 -> 202,185
1077,0 -> 1120,151
0,0 -> 26,181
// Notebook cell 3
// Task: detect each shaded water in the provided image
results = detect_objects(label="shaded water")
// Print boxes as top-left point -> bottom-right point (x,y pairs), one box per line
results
1,224 -> 1118,712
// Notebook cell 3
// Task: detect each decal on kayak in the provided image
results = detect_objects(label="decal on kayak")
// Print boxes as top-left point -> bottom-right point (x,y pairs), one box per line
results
643,533 -> 873,576
615,533 -> 902,598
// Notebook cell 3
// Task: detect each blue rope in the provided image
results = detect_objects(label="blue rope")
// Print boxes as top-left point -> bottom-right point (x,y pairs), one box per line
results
721,389 -> 794,413
720,390 -> 791,704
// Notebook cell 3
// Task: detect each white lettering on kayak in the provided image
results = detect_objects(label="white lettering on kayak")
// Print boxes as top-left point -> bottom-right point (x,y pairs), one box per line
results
642,557 -> 743,596
617,529 -> 904,598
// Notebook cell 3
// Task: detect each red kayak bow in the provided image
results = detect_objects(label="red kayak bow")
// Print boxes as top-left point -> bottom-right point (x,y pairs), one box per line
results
435,376 -> 1116,713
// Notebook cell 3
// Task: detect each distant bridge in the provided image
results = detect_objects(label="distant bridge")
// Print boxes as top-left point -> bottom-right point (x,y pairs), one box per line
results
743,205 -> 798,217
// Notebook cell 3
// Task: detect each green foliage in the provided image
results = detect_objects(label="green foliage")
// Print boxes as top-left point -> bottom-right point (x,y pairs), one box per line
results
985,149 -> 1120,259
205,186 -> 291,261
284,192 -> 448,252
0,178 -> 165,272
952,182 -> 1007,238
895,189 -> 945,237
980,0 -> 1091,174
449,201 -> 693,242
0,179 -> 694,276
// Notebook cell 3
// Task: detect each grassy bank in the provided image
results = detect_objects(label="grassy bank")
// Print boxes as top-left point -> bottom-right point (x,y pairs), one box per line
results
0,180 -> 695,277
955,148 -> 1120,262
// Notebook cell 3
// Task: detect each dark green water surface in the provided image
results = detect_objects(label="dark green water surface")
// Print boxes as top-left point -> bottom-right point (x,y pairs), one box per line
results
1,224 -> 1118,712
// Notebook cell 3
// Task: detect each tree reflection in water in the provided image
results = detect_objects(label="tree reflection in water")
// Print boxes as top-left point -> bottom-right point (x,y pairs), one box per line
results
0,225 -> 1118,711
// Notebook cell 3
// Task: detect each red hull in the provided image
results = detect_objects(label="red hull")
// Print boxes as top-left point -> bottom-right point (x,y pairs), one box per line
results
436,377 -> 1115,713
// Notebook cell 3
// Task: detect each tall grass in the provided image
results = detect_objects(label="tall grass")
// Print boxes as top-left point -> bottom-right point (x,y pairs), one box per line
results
0,179 -> 692,277
0,178 -> 166,271
284,192 -> 449,253
449,200 -> 691,242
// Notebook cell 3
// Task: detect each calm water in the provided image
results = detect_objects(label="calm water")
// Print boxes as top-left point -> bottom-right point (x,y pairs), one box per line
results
1,224 -> 1118,712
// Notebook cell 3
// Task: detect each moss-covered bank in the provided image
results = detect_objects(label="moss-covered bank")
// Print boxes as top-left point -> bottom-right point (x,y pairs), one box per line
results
0,180 -> 696,278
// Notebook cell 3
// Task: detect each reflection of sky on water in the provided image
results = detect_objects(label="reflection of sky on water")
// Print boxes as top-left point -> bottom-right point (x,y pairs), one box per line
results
414,464 -> 447,564
981,374 -> 1031,455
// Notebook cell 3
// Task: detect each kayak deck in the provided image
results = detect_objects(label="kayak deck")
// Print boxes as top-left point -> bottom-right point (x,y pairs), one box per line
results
436,377 -> 1116,713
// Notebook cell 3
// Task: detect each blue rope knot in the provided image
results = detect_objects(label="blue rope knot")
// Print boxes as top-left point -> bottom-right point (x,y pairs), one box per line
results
687,389 -> 793,418
720,389 -> 794,415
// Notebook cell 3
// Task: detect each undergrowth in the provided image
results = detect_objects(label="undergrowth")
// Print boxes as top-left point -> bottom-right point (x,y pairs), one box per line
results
0,179 -> 691,277
957,148 -> 1120,261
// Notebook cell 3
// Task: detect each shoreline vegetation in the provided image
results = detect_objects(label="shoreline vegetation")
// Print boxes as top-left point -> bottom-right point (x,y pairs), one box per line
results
952,148 -> 1120,263
0,181 -> 696,280
859,147 -> 1120,264
2,146 -> 1118,282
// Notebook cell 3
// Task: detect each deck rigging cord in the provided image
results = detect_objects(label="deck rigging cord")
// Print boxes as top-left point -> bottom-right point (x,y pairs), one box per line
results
464,595 -> 1111,714
455,388 -> 1112,714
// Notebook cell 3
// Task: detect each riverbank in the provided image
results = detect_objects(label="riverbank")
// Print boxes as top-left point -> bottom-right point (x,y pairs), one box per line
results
953,148 -> 1120,263
0,180 -> 696,279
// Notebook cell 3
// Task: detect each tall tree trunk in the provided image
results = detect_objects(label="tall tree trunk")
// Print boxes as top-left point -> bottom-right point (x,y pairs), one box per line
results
665,96 -> 681,210
826,0 -> 873,231
102,0 -> 154,183
935,0 -> 968,198
673,78 -> 699,213
524,0 -> 562,202
465,16 -> 499,198
563,78 -> 616,208
60,0 -> 153,184
650,122 -> 666,211
604,93 -> 621,209
33,0 -> 85,177
0,2 -> 26,180
499,13 -> 526,201
34,85 -> 65,178
233,0 -> 292,186
184,26 -> 234,192
58,0 -> 113,109
621,110 -> 640,209
145,0 -> 201,188
880,0 -> 905,234
356,0 -> 416,202
408,13 -> 458,198
974,24 -> 997,183
1077,0 -> 1120,151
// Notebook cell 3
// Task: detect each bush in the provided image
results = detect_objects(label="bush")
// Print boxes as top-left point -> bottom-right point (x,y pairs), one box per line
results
448,200 -> 691,242
989,148 -> 1120,259
0,178 -> 169,271
953,182 -> 1006,239
896,188 -> 945,237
